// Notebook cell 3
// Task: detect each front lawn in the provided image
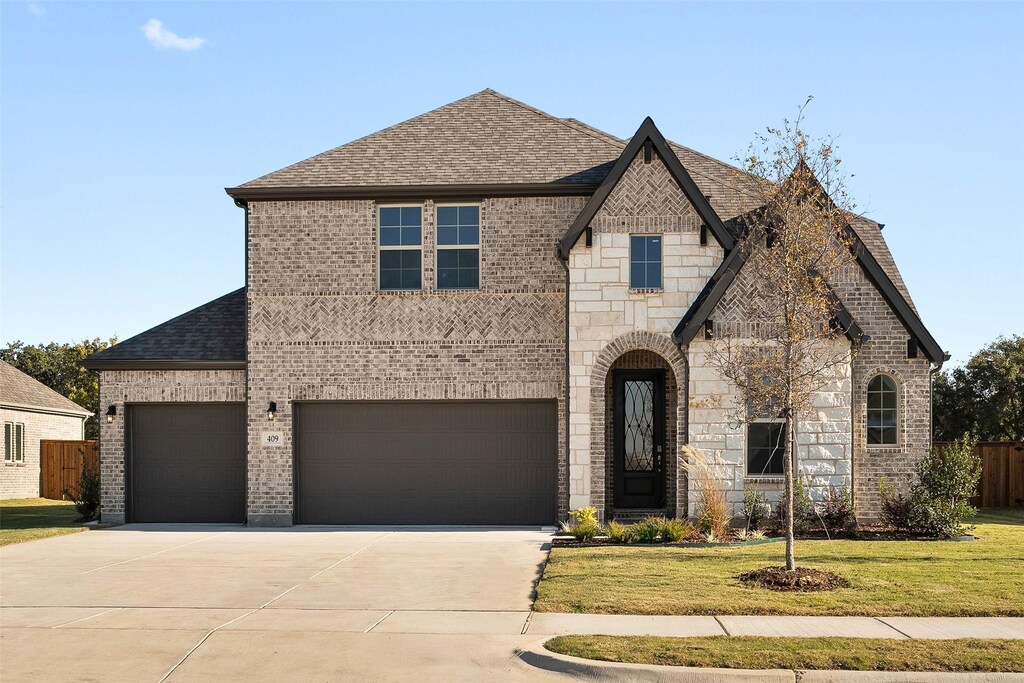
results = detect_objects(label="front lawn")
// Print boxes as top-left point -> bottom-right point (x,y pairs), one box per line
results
534,508 -> 1024,616
0,498 -> 87,547
545,636 -> 1024,672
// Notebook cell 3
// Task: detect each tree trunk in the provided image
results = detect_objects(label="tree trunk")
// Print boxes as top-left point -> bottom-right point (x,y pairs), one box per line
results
784,410 -> 796,571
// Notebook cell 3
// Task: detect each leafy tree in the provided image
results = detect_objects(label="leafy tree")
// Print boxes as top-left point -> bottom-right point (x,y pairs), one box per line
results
934,335 -> 1024,442
706,102 -> 859,570
1,338 -> 116,439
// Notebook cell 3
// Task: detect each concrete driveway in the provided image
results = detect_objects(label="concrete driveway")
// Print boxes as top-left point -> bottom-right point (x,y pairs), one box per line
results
0,525 -> 567,682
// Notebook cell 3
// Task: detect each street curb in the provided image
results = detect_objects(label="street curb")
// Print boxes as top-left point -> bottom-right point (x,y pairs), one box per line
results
516,641 -> 1024,682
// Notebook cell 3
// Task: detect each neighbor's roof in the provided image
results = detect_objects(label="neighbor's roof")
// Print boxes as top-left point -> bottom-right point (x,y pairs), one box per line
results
82,289 -> 246,370
0,361 -> 92,416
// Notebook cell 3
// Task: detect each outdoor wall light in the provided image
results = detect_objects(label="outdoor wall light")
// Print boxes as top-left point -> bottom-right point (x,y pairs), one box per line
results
106,405 -> 117,423
268,402 -> 277,421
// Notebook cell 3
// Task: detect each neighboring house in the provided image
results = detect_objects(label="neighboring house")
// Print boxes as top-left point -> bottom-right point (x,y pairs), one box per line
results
83,89 -> 945,526
1,361 -> 91,499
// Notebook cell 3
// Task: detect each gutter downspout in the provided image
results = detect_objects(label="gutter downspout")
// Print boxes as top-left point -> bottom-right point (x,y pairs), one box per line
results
929,352 -> 950,445
557,243 -> 570,522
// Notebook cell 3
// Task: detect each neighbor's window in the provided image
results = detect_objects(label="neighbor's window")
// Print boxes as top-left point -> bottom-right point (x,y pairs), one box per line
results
3,422 -> 25,464
747,420 -> 785,476
436,205 -> 480,290
630,235 -> 662,289
867,374 -> 898,446
379,206 -> 423,290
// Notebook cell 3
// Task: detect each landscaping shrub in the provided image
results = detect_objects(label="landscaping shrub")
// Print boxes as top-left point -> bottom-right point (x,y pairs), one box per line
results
64,461 -> 101,521
606,521 -> 637,544
632,517 -> 663,543
563,506 -> 602,541
659,517 -> 694,542
742,485 -> 768,530
909,435 -> 981,538
777,476 -> 814,535
819,485 -> 856,533
878,477 -> 913,531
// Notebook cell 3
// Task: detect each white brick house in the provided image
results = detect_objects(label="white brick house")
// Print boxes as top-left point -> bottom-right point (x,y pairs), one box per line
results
84,90 -> 945,526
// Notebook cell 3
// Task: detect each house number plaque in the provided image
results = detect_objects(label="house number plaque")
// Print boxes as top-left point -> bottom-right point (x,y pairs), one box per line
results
261,431 -> 284,447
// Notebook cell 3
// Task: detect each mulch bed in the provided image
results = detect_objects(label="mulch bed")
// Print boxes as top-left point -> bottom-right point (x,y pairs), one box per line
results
737,566 -> 850,592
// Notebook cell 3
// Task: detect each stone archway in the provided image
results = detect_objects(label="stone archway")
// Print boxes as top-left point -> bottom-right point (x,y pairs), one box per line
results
588,331 -> 687,520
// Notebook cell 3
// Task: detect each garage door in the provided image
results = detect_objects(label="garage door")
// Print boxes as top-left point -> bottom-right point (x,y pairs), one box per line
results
127,404 -> 246,523
295,401 -> 558,525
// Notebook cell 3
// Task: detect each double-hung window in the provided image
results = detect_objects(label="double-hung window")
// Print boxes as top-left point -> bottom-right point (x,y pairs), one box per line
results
379,206 -> 423,290
630,235 -> 662,289
4,422 -> 25,464
436,205 -> 480,290
747,420 -> 785,476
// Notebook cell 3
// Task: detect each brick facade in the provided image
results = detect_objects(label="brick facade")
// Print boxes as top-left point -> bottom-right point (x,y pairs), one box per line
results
1,408 -> 85,499
244,197 -> 583,524
97,369 -> 245,524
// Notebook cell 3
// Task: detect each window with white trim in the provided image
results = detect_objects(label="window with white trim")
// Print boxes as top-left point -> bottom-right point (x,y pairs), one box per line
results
436,205 -> 480,290
867,374 -> 899,446
379,206 -> 423,290
747,420 -> 785,476
4,422 -> 25,464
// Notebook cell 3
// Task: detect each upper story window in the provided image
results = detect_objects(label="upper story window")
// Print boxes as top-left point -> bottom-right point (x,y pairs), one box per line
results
379,206 -> 422,291
436,205 -> 480,290
747,420 -> 785,476
630,235 -> 662,289
867,374 -> 899,446
4,422 -> 25,464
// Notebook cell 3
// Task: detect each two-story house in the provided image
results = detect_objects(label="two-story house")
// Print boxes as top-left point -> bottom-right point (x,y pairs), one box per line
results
83,89 -> 945,526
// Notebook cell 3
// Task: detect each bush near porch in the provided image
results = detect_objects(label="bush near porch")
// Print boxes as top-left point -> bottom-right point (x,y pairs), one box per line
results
534,508 -> 1024,617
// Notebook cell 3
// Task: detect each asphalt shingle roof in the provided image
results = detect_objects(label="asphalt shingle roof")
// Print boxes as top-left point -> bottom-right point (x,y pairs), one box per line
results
82,289 -> 245,368
0,361 -> 91,415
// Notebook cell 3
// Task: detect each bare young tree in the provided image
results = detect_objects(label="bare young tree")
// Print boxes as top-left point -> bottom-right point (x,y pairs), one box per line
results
707,101 -> 860,571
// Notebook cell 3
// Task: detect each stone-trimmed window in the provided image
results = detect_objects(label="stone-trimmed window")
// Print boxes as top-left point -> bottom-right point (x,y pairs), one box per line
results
436,205 -> 480,290
629,235 -> 662,289
4,421 -> 25,464
747,420 -> 785,476
867,374 -> 899,446
379,206 -> 423,291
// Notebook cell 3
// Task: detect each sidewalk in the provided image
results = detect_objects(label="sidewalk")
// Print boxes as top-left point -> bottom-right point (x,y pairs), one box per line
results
525,614 -> 1024,639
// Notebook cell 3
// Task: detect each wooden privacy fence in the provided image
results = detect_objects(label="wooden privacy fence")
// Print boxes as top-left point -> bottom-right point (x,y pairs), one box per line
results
940,441 -> 1024,508
40,440 -> 98,500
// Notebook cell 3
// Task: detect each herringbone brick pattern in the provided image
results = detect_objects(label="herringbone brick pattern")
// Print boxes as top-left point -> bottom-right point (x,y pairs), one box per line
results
592,152 -> 700,232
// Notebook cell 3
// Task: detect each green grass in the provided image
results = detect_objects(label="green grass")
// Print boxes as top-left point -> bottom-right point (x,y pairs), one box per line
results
534,509 -> 1024,616
545,636 -> 1024,672
0,498 -> 87,546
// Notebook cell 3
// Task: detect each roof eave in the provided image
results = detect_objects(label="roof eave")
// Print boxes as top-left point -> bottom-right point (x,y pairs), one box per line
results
225,183 -> 600,203
0,401 -> 92,418
81,360 -> 246,371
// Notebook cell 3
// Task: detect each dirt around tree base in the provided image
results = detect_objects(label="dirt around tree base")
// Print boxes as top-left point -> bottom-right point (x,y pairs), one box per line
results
737,566 -> 850,592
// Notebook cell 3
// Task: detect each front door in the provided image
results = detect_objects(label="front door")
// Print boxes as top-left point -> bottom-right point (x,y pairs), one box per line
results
613,370 -> 666,509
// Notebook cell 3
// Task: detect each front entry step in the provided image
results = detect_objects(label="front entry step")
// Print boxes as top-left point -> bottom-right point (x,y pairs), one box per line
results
611,508 -> 668,524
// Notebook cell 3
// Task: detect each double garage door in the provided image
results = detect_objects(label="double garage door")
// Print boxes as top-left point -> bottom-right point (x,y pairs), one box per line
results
127,400 -> 557,525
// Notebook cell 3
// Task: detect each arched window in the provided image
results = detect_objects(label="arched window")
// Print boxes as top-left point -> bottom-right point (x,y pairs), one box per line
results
867,375 -> 898,446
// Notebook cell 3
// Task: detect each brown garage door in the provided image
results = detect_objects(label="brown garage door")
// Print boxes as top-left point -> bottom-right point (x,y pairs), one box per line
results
295,401 -> 558,525
127,404 -> 246,523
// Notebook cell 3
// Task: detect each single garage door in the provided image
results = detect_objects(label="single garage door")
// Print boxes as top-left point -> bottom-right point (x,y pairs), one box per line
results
295,401 -> 557,525
127,404 -> 246,523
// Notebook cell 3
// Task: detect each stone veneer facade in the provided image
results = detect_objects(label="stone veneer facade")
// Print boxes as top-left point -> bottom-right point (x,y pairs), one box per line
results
1,407 -> 86,499
95,156 -> 935,525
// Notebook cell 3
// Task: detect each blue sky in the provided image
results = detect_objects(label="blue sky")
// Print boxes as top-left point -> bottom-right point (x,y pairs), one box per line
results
2,1 -> 1021,365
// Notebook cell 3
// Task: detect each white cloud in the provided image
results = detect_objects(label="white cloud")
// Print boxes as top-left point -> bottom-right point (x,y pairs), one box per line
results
141,19 -> 206,51
28,4 -> 45,17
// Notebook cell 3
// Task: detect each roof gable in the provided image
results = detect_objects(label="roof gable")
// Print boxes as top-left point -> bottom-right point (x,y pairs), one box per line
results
82,289 -> 246,370
0,361 -> 91,416
558,118 -> 735,259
